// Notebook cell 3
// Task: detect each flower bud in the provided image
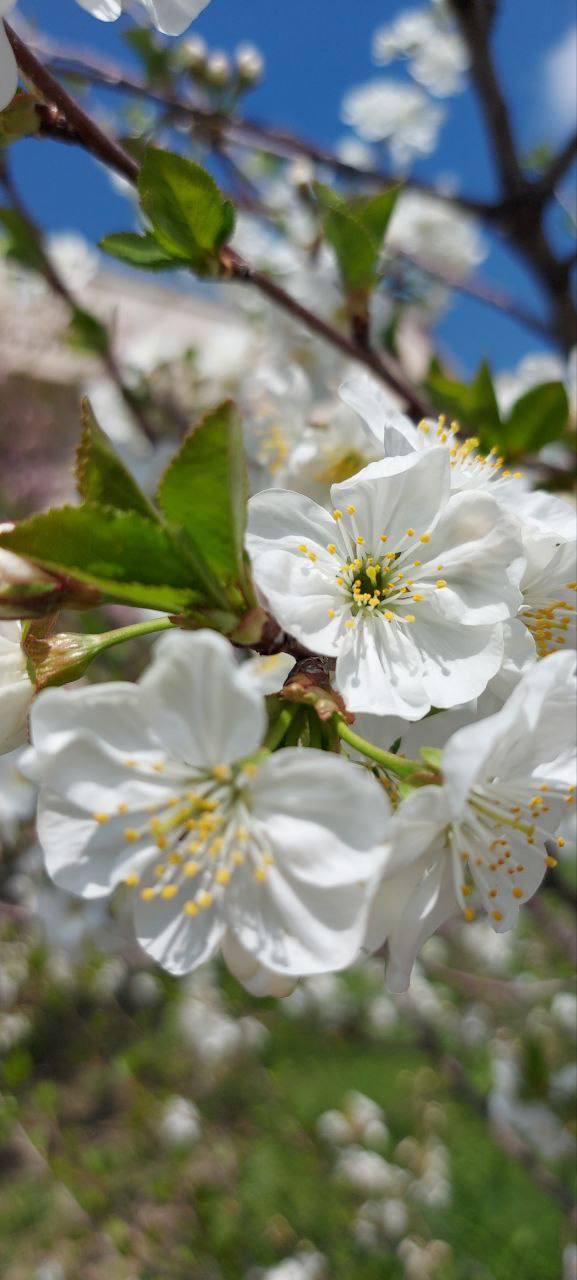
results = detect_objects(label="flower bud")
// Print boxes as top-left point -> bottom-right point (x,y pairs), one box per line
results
206,51 -> 231,86
23,630 -> 102,691
235,42 -> 264,85
179,34 -> 207,73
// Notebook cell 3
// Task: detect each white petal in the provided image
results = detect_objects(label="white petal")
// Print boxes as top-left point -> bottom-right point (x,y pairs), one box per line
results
248,487 -> 336,554
140,0 -> 211,35
408,613 -> 504,711
241,652 -> 296,696
247,547 -> 344,657
252,748 -> 390,885
140,630 -> 266,767
339,373 -> 410,451
134,890 -> 224,975
226,862 -> 373,976
417,491 -> 523,624
74,0 -> 122,19
221,931 -> 298,996
29,681 -> 161,770
331,447 -> 450,550
335,616 -> 430,718
385,853 -> 459,992
38,789 -> 156,899
0,21 -> 18,111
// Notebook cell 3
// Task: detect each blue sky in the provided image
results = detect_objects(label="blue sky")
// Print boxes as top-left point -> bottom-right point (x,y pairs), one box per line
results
11,0 -> 577,374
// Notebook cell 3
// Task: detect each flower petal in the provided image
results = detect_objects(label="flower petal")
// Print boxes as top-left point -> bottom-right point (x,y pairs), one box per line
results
0,20 -> 18,111
252,748 -> 390,885
140,630 -> 266,767
221,931 -> 298,996
331,447 -> 450,550
385,853 -> 459,992
134,889 -> 224,975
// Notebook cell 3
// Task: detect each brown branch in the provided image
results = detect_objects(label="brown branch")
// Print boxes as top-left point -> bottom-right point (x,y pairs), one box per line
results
449,1 -> 577,352
392,249 -> 552,340
539,131 -> 577,199
24,34 -> 495,218
8,27 -> 430,418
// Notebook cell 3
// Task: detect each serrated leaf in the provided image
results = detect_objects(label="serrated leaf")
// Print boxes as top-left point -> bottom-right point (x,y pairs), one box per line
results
157,400 -> 250,595
0,507 -> 202,613
100,231 -> 186,270
503,382 -> 569,456
138,147 -> 234,272
76,398 -> 158,522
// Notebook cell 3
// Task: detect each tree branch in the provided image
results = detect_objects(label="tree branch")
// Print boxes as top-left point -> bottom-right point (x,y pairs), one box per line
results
7,25 -> 430,418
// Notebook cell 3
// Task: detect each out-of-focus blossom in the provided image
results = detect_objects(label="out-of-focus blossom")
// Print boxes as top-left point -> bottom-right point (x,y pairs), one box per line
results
0,622 -> 33,756
341,79 -> 445,168
385,190 -> 486,278
373,4 -> 469,97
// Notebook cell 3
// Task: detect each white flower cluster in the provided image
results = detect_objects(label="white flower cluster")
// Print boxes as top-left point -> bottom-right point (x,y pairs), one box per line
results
2,394 -> 575,1000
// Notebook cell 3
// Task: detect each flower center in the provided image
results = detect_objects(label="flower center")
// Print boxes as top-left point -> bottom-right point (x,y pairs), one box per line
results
522,583 -> 577,658
95,759 -> 274,918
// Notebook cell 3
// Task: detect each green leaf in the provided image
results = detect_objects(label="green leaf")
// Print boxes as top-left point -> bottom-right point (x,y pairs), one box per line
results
100,231 -> 186,270
426,358 -> 502,449
0,91 -> 40,145
0,207 -> 44,273
157,400 -> 250,596
0,507 -> 202,613
75,398 -> 158,522
355,187 -> 401,243
138,147 -> 235,273
503,382 -> 569,456
66,308 -> 109,357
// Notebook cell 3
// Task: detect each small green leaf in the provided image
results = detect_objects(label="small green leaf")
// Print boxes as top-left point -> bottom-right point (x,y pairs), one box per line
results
100,231 -> 186,270
75,398 -> 158,522
0,507 -> 202,613
0,207 -> 44,273
503,382 -> 569,456
157,400 -> 250,597
426,358 -> 502,449
66,308 -> 109,357
355,186 -> 401,243
138,147 -> 235,273
0,91 -> 40,145
314,183 -> 378,292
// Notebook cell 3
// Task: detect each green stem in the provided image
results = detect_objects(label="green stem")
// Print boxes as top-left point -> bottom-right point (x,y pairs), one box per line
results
263,704 -> 298,752
93,616 -> 174,653
336,719 -> 420,780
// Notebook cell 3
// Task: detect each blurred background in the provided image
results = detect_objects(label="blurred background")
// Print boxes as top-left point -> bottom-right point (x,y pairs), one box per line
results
0,1 -> 576,1277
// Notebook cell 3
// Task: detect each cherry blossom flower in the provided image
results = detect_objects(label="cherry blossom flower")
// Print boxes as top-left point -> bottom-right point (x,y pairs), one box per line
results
0,622 -> 33,755
247,448 -> 522,718
366,651 -> 576,992
341,79 -> 445,169
372,5 -> 470,98
27,631 -> 390,987
340,373 -> 576,537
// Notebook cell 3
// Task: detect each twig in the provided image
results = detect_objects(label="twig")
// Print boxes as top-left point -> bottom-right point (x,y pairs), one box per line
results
391,249 -> 552,339
23,34 -> 495,218
449,0 -> 577,352
7,26 -> 430,418
0,151 -> 157,445
539,131 -> 577,199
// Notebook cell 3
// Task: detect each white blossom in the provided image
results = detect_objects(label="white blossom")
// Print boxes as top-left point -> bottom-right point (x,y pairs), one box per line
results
27,630 -> 390,986
248,448 -> 522,718
341,79 -> 445,168
340,373 -> 576,538
385,191 -> 486,278
0,749 -> 35,844
373,6 -> 469,98
0,1 -> 17,112
367,652 -> 577,992
0,622 -> 33,755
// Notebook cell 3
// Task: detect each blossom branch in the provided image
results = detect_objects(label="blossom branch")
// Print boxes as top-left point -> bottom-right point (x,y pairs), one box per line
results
7,25 -> 430,418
